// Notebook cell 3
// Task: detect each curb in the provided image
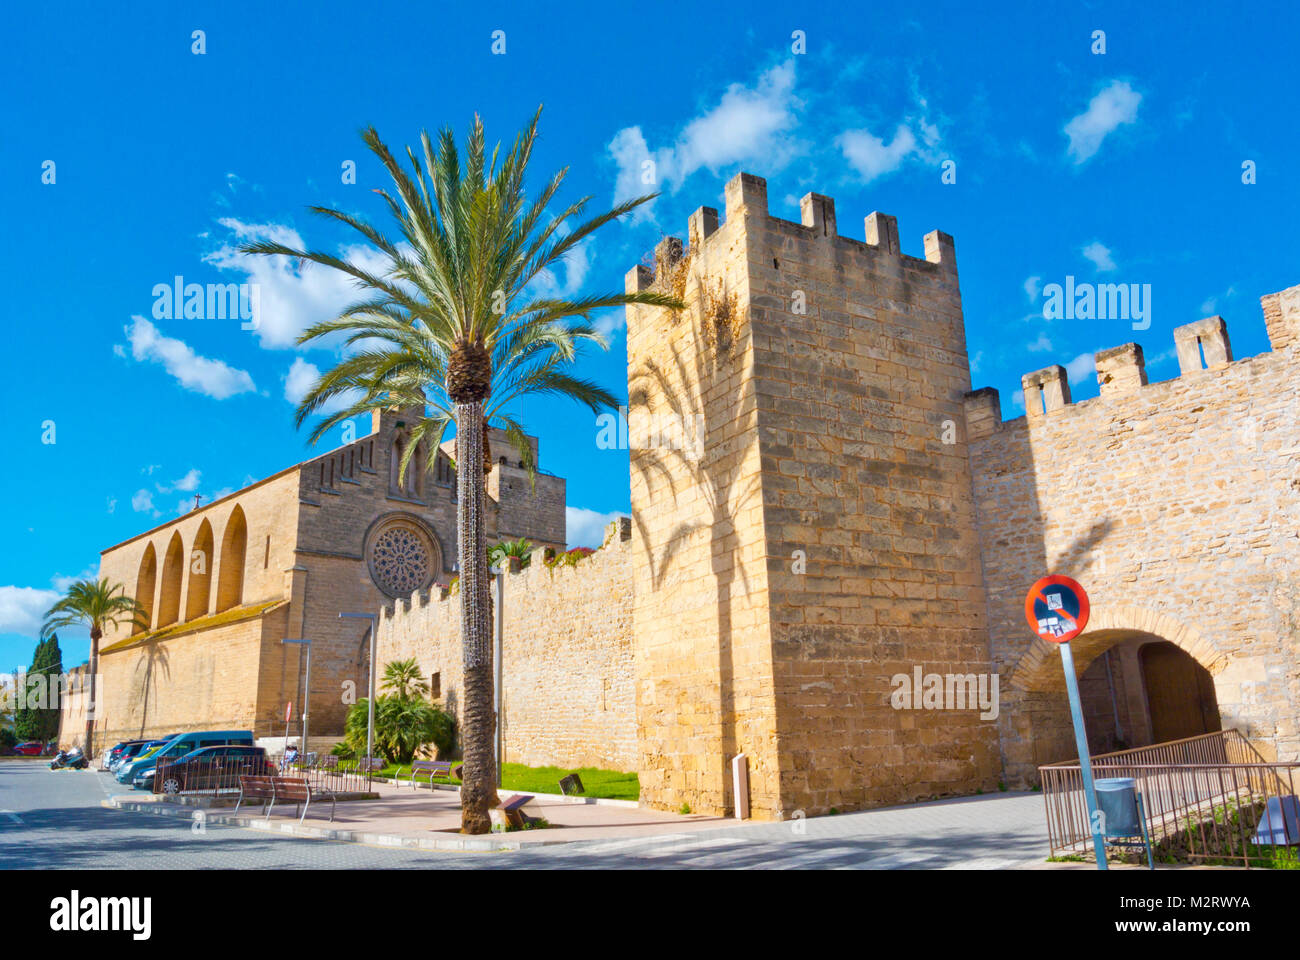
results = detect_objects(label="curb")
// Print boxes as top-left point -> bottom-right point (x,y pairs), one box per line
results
104,796 -> 574,851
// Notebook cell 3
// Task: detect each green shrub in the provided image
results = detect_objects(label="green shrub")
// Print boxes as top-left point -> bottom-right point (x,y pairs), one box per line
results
344,695 -> 455,764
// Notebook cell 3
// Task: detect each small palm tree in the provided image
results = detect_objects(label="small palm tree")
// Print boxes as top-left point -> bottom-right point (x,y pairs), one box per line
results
381,658 -> 429,700
241,109 -> 680,832
489,537 -> 534,570
42,578 -> 148,759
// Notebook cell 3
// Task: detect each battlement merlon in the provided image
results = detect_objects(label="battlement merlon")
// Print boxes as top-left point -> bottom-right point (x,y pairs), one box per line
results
963,387 -> 1002,441
627,172 -> 957,289
1174,316 -> 1232,374
1261,283 -> 1300,350
1095,342 -> 1147,397
1021,364 -> 1070,417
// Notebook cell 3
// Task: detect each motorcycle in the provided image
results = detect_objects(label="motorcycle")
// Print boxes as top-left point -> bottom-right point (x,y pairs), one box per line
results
48,747 -> 89,771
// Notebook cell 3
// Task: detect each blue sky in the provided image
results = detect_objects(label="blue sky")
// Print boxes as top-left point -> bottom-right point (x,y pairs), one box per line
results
3,0 -> 1298,670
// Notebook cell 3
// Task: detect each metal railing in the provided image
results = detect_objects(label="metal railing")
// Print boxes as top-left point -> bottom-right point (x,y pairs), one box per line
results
1040,730 -> 1300,867
153,753 -> 376,797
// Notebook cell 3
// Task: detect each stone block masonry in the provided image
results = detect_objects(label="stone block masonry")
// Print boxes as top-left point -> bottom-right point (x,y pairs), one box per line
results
967,302 -> 1300,784
374,522 -> 637,772
625,173 -> 1001,819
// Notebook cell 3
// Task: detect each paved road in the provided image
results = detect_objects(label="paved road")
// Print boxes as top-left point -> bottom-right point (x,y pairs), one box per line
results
0,760 -> 1051,869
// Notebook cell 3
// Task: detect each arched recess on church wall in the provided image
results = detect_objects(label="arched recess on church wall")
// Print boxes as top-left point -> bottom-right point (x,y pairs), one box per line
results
132,543 -> 157,635
216,505 -> 248,612
156,532 -> 185,628
185,518 -> 215,621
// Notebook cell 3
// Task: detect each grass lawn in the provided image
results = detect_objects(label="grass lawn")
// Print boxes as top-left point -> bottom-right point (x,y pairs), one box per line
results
348,759 -> 639,801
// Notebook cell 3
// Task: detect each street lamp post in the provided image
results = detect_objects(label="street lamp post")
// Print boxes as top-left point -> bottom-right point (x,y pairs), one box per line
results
339,612 -> 379,769
281,638 -> 312,756
492,562 -> 505,789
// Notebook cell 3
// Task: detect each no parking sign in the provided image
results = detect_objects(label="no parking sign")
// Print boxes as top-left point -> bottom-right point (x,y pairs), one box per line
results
1024,575 -> 1090,643
1023,573 -> 1107,870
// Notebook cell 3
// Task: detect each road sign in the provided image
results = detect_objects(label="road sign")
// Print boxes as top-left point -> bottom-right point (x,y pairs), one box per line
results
1024,574 -> 1107,870
1024,575 -> 1090,643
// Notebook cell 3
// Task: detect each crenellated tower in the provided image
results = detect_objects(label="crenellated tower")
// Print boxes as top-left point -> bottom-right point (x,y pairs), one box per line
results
624,172 -> 1001,819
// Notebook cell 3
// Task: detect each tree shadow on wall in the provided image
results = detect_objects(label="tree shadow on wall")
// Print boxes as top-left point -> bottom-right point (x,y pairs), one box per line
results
628,267 -> 763,812
129,640 -> 171,738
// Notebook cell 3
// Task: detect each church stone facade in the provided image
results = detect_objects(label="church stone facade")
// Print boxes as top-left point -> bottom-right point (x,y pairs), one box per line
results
80,405 -> 565,749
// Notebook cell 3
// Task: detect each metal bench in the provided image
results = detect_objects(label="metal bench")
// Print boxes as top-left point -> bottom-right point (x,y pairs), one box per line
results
355,757 -> 386,774
235,775 -> 335,824
409,759 -> 464,789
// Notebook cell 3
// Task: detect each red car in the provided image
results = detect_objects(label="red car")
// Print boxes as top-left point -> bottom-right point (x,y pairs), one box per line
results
12,741 -> 46,756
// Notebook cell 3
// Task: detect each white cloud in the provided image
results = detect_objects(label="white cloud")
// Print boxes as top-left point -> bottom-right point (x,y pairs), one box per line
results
566,507 -> 627,549
1027,331 -> 1054,352
1199,286 -> 1236,317
124,316 -> 256,399
608,61 -> 802,218
593,309 -> 627,340
203,219 -> 394,350
0,586 -> 60,637
1064,80 -> 1141,164
283,357 -> 360,417
157,468 -> 201,494
285,357 -> 321,405
1065,352 -> 1096,385
51,568 -> 96,593
131,489 -> 156,514
1082,241 -> 1117,273
837,124 -> 918,182
1024,276 -> 1043,301
106,497 -> 117,514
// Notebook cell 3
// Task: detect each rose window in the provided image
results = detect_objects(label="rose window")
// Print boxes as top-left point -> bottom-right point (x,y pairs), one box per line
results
369,523 -> 434,597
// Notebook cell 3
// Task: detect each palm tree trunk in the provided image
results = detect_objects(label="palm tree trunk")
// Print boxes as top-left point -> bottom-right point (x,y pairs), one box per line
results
84,629 -> 100,759
456,399 -> 498,833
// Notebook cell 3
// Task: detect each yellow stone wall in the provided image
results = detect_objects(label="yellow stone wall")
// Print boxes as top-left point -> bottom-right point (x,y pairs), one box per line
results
374,523 -> 637,771
967,287 -> 1300,783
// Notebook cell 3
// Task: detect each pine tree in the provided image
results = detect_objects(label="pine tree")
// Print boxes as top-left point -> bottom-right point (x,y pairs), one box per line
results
13,635 -> 62,743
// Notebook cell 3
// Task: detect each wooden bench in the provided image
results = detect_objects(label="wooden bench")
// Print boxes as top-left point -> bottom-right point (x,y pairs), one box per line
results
409,759 -> 464,789
492,793 -> 536,831
235,775 -> 335,824
355,757 -> 386,774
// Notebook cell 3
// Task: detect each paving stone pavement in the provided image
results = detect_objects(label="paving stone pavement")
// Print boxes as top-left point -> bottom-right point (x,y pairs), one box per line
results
0,761 -> 1052,869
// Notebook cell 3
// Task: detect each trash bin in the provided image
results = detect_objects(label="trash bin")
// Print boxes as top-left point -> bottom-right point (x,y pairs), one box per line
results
1094,776 -> 1154,869
1096,777 -> 1141,837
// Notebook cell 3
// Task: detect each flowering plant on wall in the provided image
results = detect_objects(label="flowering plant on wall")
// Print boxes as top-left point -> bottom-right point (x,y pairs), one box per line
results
544,547 -> 595,570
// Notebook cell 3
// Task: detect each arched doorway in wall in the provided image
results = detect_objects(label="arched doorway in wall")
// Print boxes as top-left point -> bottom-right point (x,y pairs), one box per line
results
1006,606 -> 1230,773
1139,640 -> 1221,743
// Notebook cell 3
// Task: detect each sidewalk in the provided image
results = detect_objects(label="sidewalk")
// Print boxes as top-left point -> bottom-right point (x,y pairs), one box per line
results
107,780 -> 731,851
104,779 -> 1058,865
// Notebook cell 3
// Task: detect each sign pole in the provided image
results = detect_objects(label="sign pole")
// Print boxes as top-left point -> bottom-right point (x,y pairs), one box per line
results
1059,640 -> 1109,870
1023,574 -> 1108,871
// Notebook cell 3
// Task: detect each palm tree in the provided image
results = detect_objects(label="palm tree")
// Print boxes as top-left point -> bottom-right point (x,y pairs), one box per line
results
489,537 -> 534,570
381,658 -> 429,700
240,109 -> 680,832
42,578 -> 148,759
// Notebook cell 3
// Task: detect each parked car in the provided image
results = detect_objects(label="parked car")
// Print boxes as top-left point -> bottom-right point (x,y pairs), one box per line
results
109,739 -> 164,774
103,739 -> 151,771
118,730 -> 254,785
12,741 -> 45,756
154,746 -> 272,795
